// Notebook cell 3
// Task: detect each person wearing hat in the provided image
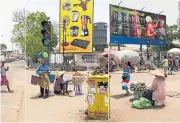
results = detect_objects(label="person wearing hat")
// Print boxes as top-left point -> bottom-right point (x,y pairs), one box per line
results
150,70 -> 166,107
54,71 -> 68,95
36,59 -> 50,99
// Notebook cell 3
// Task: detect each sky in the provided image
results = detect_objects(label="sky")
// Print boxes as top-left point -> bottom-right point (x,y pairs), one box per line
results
0,0 -> 179,50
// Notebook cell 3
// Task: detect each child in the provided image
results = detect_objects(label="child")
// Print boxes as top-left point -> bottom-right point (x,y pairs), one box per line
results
1,61 -> 13,93
122,63 -> 131,96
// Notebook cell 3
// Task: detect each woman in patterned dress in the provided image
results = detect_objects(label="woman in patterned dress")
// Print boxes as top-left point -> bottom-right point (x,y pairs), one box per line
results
1,61 -> 13,93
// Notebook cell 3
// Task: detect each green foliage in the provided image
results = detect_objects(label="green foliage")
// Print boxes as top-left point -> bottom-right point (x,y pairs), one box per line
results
162,25 -> 180,51
0,44 -> 7,50
12,10 -> 58,57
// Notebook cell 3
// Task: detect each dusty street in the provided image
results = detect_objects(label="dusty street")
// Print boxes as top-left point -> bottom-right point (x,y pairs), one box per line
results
3,62 -> 180,122
110,71 -> 180,122
25,70 -> 93,122
1,61 -> 25,122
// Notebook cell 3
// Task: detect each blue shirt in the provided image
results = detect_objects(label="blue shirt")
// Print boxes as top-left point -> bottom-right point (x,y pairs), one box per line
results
122,67 -> 131,81
36,64 -> 50,75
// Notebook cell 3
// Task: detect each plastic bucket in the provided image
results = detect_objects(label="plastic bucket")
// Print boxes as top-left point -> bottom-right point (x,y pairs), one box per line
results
49,74 -> 55,83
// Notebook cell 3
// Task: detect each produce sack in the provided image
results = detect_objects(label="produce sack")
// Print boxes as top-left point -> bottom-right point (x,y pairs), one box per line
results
142,89 -> 153,102
132,97 -> 152,109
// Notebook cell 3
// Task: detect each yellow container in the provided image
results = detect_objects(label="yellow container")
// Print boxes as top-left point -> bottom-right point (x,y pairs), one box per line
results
87,74 -> 110,120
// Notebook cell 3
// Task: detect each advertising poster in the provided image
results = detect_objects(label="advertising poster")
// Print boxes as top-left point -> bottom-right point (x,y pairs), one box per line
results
110,5 -> 166,41
60,0 -> 94,53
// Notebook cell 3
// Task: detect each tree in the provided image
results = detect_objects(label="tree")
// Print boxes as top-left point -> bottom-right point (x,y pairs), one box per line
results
12,9 -> 58,57
161,25 -> 180,51
0,44 -> 7,50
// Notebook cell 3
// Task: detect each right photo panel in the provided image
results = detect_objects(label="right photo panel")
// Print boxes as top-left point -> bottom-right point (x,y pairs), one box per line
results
109,0 -> 180,122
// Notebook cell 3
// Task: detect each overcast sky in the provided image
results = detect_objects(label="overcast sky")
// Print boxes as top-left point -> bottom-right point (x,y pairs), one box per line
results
0,0 -> 179,50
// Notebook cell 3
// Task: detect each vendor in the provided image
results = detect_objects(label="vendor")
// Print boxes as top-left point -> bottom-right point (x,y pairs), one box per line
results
54,72 -> 66,95
36,59 -> 50,99
150,70 -> 166,107
72,67 -> 83,95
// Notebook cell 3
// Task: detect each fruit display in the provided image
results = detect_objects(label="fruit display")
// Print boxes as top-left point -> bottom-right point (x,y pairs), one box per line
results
130,81 -> 147,92
91,67 -> 104,75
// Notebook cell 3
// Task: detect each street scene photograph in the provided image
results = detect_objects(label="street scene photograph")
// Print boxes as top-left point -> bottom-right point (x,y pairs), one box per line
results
1,0 -> 180,122
109,0 -> 180,122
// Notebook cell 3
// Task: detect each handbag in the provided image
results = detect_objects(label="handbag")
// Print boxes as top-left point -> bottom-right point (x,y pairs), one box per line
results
31,75 -> 40,85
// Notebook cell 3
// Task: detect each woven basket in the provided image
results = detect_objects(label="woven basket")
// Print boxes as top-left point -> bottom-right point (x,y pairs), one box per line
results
72,76 -> 84,86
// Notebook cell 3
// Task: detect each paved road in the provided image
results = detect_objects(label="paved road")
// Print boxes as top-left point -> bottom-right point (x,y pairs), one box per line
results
1,61 -> 25,122
109,71 -> 180,122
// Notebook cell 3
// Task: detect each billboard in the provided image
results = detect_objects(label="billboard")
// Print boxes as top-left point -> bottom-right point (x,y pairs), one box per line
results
110,5 -> 166,45
60,0 -> 94,53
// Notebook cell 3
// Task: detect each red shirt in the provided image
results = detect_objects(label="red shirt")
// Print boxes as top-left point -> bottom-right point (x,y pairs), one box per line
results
146,23 -> 155,39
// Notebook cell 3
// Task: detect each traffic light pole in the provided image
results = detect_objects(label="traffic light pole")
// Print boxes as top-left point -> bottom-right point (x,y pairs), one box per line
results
147,45 -> 149,60
47,44 -> 51,67
62,22 -> 65,71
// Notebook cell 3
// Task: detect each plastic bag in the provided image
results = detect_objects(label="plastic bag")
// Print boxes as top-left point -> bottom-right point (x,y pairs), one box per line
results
132,97 -> 152,109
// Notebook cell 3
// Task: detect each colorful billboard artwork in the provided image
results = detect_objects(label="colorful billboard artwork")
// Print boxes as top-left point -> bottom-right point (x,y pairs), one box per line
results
60,0 -> 94,53
110,5 -> 166,41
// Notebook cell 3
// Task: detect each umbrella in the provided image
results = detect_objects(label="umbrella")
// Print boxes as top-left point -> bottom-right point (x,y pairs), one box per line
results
168,48 -> 180,54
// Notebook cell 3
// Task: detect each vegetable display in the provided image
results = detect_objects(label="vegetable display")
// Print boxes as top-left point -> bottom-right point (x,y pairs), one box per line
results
130,81 -> 147,92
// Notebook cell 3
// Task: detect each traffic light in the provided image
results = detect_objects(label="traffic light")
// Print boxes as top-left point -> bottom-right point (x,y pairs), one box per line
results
147,40 -> 151,47
37,51 -> 49,59
41,21 -> 51,46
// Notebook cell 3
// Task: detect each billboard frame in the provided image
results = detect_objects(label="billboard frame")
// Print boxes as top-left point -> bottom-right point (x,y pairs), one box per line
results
59,0 -> 94,54
109,4 -> 166,46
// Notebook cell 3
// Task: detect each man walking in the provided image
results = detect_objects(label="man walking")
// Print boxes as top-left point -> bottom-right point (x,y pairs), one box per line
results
162,55 -> 168,77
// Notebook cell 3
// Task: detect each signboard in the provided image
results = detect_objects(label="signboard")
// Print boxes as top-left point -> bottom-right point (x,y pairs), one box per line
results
60,0 -> 94,53
110,5 -> 166,45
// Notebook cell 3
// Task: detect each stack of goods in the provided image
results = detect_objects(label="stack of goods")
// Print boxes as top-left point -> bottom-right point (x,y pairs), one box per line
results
130,81 -> 146,91
72,72 -> 85,86
91,67 -> 104,75
130,81 -> 147,99
98,55 -> 108,65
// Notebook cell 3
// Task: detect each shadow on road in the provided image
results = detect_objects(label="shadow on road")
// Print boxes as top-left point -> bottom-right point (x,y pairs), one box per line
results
1,90 -> 9,93
30,94 -> 55,99
111,93 -> 133,99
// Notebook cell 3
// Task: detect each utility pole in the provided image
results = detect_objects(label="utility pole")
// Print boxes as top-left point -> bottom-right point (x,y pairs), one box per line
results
140,7 -> 145,52
62,21 -> 65,71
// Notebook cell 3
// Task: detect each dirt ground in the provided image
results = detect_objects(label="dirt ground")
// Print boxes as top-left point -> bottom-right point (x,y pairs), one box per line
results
109,71 -> 180,122
25,70 -> 104,122
1,61 -> 25,122
2,62 -> 180,122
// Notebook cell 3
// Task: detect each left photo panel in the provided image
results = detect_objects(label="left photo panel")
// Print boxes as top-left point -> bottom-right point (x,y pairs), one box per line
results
0,0 -> 26,122
25,0 -> 110,122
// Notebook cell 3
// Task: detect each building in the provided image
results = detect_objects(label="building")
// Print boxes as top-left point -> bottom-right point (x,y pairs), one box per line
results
93,22 -> 108,52
178,1 -> 180,28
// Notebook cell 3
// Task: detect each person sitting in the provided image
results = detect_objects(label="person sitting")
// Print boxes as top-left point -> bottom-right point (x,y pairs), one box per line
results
54,72 -> 67,95
150,70 -> 166,107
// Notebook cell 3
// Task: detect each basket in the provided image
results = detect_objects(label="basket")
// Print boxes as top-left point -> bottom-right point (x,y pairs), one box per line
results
72,76 -> 84,86
134,91 -> 142,99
